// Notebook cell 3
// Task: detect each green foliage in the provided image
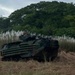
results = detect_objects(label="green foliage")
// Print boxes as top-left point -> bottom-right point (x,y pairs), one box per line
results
55,27 -> 75,38
0,1 -> 75,37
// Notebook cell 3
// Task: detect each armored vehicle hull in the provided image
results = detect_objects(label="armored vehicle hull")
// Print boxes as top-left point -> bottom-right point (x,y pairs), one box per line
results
0,35 -> 59,62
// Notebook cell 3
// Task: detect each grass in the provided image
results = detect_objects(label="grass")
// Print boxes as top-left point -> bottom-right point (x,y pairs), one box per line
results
0,51 -> 75,75
0,31 -> 75,75
59,39 -> 75,52
0,31 -> 75,52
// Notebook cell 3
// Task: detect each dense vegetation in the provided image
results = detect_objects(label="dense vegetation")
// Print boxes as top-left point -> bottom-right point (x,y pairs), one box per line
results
0,1 -> 75,37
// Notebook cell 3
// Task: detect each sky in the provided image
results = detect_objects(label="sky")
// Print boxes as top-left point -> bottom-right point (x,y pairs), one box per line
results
0,0 -> 75,17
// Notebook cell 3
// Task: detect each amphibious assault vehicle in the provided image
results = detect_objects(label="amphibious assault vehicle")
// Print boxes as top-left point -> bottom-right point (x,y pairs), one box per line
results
0,33 -> 59,61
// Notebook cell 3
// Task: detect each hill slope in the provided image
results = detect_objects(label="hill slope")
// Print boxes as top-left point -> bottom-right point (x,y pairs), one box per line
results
0,1 -> 75,37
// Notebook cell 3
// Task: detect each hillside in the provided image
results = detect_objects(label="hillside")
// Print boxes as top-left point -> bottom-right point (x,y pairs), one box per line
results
0,1 -> 75,37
